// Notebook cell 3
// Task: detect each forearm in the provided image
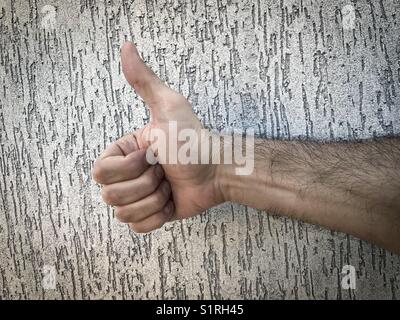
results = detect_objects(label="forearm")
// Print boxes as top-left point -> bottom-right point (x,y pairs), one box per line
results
218,138 -> 400,254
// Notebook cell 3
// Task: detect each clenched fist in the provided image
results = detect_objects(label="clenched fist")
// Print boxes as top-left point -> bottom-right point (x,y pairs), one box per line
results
92,42 -> 226,233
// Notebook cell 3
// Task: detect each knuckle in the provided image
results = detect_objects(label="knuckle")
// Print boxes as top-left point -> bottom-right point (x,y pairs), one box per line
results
130,223 -> 150,234
92,161 -> 105,183
115,206 -> 132,223
130,213 -> 166,234
153,217 -> 166,230
101,186 -> 119,205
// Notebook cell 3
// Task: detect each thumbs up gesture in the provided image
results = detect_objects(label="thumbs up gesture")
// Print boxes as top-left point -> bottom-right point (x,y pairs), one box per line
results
92,42 -> 226,233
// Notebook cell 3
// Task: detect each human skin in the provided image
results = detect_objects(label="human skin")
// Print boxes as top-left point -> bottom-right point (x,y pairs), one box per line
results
92,42 -> 400,255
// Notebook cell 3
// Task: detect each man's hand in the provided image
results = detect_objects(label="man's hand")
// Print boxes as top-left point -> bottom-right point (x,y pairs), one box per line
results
92,42 -> 224,233
92,42 -> 400,255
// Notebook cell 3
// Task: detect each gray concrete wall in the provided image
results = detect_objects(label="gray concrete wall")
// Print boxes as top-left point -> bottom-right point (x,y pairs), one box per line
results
0,0 -> 399,299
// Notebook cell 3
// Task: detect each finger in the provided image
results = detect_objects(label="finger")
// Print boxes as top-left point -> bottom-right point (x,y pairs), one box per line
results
101,165 -> 164,206
114,180 -> 171,223
129,200 -> 174,234
121,41 -> 170,106
92,148 -> 149,184
92,132 -> 148,184
100,133 -> 140,158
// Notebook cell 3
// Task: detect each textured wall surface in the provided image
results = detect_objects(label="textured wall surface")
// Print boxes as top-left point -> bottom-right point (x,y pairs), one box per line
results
0,0 -> 400,300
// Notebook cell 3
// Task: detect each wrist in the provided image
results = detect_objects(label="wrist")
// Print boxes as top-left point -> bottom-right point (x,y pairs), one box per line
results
214,139 -> 279,210
212,135 -> 270,207
215,163 -> 237,203
215,160 -> 270,207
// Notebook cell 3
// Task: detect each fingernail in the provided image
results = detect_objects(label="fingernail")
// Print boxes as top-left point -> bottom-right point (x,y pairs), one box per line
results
155,165 -> 164,179
146,148 -> 158,165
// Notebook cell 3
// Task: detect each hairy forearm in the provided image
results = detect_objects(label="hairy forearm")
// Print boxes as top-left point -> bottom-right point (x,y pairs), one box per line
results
218,138 -> 400,254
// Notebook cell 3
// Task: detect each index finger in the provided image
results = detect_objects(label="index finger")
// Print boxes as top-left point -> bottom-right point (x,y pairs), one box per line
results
92,134 -> 150,184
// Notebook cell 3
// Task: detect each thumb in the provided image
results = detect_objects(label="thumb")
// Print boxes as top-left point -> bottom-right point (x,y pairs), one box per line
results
121,41 -> 169,106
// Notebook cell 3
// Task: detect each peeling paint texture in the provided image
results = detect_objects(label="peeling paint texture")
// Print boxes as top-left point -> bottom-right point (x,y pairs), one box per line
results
0,0 -> 400,299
